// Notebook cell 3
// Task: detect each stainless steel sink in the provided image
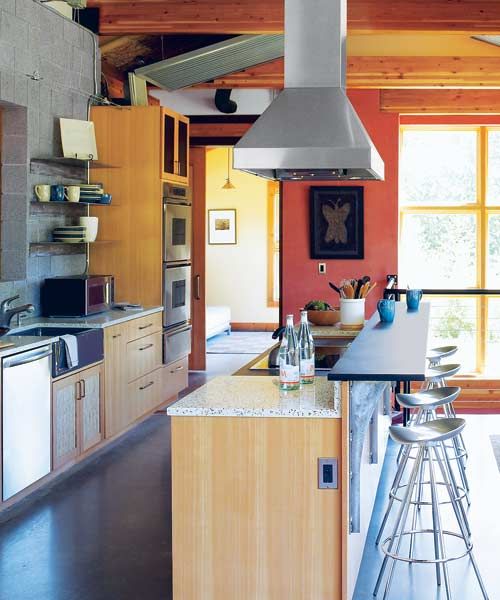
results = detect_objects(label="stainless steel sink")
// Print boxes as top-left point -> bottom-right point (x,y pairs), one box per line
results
11,326 -> 104,378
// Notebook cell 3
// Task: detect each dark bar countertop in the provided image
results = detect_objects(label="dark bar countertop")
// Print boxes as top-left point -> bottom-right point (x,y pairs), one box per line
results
328,302 -> 430,382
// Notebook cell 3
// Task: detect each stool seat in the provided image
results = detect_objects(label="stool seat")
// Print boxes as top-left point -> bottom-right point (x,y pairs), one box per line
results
425,363 -> 461,382
396,386 -> 460,410
427,345 -> 458,361
389,417 -> 465,446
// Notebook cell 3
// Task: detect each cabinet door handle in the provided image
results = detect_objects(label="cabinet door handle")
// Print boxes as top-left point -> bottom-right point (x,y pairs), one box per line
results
195,274 -> 201,300
75,380 -> 81,400
139,381 -> 154,391
170,365 -> 184,373
81,378 -> 86,399
139,343 -> 154,351
112,333 -> 122,339
138,323 -> 153,330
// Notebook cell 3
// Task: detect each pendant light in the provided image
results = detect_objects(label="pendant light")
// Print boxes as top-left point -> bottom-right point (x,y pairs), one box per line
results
222,147 -> 236,190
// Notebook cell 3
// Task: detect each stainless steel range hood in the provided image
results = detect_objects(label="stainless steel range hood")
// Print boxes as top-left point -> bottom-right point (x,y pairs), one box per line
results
233,0 -> 384,181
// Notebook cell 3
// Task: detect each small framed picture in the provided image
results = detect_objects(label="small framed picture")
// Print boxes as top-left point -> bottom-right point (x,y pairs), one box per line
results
310,186 -> 364,259
208,209 -> 237,245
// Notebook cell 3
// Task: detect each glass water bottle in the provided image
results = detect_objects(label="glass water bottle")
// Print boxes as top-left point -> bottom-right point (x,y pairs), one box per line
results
279,314 -> 300,391
298,310 -> 315,384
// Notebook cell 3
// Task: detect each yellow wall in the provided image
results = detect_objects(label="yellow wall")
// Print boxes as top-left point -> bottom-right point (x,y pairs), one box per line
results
205,148 -> 279,324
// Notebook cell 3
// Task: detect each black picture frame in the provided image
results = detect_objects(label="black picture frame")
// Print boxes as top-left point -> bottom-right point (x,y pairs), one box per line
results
310,186 -> 364,259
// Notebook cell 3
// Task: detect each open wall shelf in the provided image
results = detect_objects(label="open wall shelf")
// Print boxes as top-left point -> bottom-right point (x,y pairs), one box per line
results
29,241 -> 114,257
30,201 -> 116,216
30,157 -> 117,178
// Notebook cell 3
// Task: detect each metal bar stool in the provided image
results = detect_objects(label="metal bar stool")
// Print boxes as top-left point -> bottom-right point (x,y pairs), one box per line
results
374,418 -> 489,600
424,363 -> 468,465
377,387 -> 471,556
427,345 -> 458,368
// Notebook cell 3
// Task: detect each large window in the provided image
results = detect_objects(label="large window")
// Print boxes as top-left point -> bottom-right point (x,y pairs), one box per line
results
399,126 -> 500,375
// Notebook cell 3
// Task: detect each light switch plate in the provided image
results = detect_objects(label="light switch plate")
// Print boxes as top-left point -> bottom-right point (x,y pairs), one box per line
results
318,458 -> 338,489
318,263 -> 326,274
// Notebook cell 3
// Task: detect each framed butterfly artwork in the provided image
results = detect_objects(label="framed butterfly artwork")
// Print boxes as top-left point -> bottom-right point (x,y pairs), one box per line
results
309,186 -> 364,259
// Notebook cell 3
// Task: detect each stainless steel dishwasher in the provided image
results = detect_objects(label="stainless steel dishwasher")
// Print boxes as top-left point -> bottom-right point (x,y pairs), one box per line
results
2,345 -> 52,501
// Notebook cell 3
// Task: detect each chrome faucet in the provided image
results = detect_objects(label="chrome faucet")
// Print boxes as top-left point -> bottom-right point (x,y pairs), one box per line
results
0,295 -> 35,328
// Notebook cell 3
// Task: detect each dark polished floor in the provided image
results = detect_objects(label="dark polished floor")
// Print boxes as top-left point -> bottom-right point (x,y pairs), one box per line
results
0,352 -> 254,600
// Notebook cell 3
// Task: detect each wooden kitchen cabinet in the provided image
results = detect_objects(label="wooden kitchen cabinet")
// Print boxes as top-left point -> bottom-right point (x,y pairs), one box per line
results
52,363 -> 103,470
103,321 -> 129,438
161,107 -> 189,184
126,331 -> 162,383
52,372 -> 79,470
104,313 -> 166,440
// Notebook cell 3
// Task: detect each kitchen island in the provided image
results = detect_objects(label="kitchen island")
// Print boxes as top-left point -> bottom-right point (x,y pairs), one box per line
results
167,303 -> 431,600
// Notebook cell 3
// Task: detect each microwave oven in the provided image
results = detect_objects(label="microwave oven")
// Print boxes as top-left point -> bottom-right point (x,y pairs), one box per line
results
42,275 -> 114,317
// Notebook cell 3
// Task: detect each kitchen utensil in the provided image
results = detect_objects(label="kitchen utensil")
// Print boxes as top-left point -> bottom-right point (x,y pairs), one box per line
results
34,184 -> 50,202
364,282 -> 377,297
329,282 -> 342,296
99,193 -> 112,205
50,185 -> 64,202
64,185 -> 80,203
343,283 -> 355,299
79,216 -> 98,242
406,289 -> 423,311
377,298 -> 396,323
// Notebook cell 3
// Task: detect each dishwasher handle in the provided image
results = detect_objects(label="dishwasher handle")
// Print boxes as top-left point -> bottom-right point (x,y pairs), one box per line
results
3,346 -> 52,369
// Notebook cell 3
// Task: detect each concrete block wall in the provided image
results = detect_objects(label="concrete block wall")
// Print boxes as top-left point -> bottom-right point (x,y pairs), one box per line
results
0,0 -> 98,314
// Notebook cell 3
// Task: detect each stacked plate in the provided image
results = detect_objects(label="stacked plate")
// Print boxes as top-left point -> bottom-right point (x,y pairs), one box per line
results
79,183 -> 104,203
53,226 -> 87,243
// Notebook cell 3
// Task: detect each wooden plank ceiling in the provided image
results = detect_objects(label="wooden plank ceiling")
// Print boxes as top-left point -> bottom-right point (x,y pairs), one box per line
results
89,0 -> 500,35
91,0 -> 500,113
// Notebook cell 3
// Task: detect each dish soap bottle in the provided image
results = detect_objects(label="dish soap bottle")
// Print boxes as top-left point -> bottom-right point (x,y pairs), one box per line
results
298,310 -> 315,384
279,314 -> 300,391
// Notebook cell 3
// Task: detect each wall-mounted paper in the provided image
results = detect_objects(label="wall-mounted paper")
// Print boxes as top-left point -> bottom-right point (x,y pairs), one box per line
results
60,118 -> 98,160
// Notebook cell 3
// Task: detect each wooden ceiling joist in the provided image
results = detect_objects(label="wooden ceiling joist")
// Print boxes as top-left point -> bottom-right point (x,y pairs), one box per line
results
193,56 -> 500,90
380,89 -> 500,113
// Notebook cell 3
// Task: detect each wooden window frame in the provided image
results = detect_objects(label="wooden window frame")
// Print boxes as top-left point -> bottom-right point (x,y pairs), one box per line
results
267,182 -> 280,308
399,124 -> 500,377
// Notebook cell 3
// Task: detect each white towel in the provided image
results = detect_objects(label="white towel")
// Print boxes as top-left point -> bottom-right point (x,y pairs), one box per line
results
61,334 -> 79,368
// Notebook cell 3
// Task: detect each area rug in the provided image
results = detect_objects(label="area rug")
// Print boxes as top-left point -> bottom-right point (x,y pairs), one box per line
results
490,435 -> 500,472
207,331 -> 276,354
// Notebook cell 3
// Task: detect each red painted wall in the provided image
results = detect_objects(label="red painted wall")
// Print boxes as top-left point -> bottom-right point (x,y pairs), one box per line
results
281,90 -> 400,320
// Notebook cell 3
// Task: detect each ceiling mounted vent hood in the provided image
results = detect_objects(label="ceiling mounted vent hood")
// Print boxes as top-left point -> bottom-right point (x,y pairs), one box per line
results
233,0 -> 384,181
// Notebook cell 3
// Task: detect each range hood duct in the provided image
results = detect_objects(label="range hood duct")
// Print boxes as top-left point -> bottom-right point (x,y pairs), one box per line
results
134,35 -> 284,91
233,0 -> 384,181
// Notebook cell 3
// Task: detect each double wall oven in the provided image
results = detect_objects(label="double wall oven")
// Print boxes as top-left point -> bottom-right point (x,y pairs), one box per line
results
163,182 -> 192,363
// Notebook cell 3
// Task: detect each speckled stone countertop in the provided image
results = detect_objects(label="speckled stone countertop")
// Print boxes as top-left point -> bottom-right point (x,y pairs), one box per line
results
167,376 -> 341,419
310,324 -> 362,338
16,306 -> 163,330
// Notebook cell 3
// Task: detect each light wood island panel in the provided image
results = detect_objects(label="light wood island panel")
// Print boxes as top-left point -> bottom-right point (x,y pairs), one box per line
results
171,415 -> 343,600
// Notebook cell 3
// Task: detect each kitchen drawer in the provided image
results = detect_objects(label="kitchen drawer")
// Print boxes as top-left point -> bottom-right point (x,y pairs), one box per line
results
128,368 -> 162,416
127,312 -> 162,342
162,356 -> 188,402
126,331 -> 162,383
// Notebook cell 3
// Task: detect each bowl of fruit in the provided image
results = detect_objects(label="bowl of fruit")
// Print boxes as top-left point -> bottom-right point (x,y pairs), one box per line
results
304,300 -> 340,326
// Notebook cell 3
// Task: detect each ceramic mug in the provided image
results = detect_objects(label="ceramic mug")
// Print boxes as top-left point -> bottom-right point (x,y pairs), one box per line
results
377,299 -> 396,323
34,184 -> 50,202
64,185 -> 80,203
406,289 -> 423,311
79,216 -> 98,242
50,184 -> 64,202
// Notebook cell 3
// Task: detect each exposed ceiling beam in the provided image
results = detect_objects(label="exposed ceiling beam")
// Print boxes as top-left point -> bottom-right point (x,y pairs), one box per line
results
380,89 -> 500,113
192,56 -> 500,89
87,1 -> 500,35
